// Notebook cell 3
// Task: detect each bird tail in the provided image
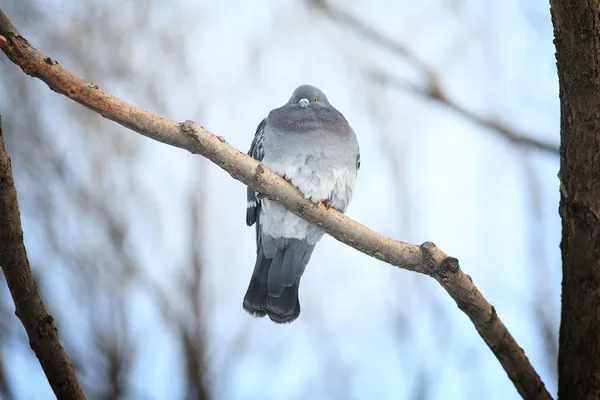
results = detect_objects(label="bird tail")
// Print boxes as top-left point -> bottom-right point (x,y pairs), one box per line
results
243,238 -> 314,324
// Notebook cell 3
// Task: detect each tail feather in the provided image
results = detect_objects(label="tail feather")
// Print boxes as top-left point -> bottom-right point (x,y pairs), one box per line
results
242,245 -> 269,318
243,237 -> 314,324
266,279 -> 301,323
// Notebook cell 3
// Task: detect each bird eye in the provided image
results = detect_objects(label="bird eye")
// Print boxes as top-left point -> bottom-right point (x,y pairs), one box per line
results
313,97 -> 319,102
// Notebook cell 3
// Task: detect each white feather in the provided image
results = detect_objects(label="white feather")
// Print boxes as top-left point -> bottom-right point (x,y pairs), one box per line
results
259,151 -> 356,244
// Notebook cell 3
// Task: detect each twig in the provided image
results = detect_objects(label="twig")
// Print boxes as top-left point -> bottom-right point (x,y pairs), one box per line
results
0,114 -> 85,398
308,0 -> 560,156
371,70 -> 560,155
0,9 -> 551,399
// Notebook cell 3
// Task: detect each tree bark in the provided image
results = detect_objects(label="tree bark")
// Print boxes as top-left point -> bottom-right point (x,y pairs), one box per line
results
550,1 -> 600,398
0,116 -> 85,399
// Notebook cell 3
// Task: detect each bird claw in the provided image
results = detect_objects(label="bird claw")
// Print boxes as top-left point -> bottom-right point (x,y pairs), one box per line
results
321,199 -> 331,209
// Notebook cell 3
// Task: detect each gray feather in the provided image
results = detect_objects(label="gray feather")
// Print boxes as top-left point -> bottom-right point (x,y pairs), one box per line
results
246,119 -> 266,228
243,236 -> 313,323
266,238 -> 314,297
243,84 -> 359,323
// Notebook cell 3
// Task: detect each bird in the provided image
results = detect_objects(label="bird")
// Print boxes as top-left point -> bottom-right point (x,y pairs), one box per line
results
243,84 -> 360,323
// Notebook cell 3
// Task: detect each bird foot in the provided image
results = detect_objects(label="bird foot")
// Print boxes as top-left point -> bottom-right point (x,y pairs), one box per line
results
321,199 -> 331,210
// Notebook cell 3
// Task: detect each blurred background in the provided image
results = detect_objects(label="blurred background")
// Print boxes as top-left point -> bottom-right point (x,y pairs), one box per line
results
0,0 -> 560,399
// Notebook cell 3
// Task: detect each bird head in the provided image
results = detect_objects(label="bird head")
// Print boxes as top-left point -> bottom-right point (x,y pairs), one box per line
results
287,85 -> 330,108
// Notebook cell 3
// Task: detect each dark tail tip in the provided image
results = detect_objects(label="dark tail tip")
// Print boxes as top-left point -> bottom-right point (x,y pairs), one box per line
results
265,281 -> 301,323
244,237 -> 311,324
243,272 -> 268,318
243,289 -> 267,318
243,280 -> 300,324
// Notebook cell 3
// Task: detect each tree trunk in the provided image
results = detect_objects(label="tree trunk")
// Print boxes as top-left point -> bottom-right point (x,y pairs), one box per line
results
550,1 -> 600,398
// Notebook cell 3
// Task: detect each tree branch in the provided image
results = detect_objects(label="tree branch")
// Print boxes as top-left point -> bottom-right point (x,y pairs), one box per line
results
370,69 -> 560,155
307,0 -> 560,157
0,9 -> 551,399
0,116 -> 85,399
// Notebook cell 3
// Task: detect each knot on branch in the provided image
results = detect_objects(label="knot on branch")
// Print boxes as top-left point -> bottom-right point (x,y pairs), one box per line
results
420,241 -> 460,277
255,164 -> 265,176
253,164 -> 266,188
180,120 -> 201,138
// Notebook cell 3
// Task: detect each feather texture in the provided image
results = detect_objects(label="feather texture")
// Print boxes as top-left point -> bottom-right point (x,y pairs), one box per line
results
243,85 -> 360,323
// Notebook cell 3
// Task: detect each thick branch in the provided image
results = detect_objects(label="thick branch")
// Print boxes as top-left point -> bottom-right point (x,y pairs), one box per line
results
308,0 -> 559,157
0,9 -> 550,399
550,0 -> 600,397
0,115 -> 85,399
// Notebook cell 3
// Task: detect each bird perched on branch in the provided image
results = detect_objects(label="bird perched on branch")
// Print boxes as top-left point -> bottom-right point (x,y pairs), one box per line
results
244,84 -> 360,323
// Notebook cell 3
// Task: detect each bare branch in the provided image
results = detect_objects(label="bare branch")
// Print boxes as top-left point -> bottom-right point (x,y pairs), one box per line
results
371,70 -> 560,155
0,115 -> 85,399
308,0 -> 560,156
306,0 -> 433,76
0,9 -> 551,400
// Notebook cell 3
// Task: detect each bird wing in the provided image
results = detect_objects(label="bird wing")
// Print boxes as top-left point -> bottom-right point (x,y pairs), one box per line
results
246,119 -> 266,244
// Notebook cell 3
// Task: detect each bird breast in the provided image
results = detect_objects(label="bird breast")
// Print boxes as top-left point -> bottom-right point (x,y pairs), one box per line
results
268,105 -> 351,136
259,149 -> 356,243
261,135 -> 357,213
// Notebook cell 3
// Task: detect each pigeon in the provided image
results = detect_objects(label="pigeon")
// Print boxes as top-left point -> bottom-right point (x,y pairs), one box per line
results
243,84 -> 360,323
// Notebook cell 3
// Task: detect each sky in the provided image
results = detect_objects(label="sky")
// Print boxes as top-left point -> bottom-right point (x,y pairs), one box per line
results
0,0 -> 560,399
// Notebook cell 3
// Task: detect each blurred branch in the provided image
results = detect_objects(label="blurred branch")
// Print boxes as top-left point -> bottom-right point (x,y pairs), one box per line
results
308,0 -> 560,156
0,10 -> 551,400
134,192 -> 211,399
371,70 -> 560,154
181,195 -> 210,400
0,115 -> 85,399
306,0 -> 434,78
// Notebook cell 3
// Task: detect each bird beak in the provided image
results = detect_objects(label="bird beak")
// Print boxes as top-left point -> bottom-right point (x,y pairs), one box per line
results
299,98 -> 309,108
